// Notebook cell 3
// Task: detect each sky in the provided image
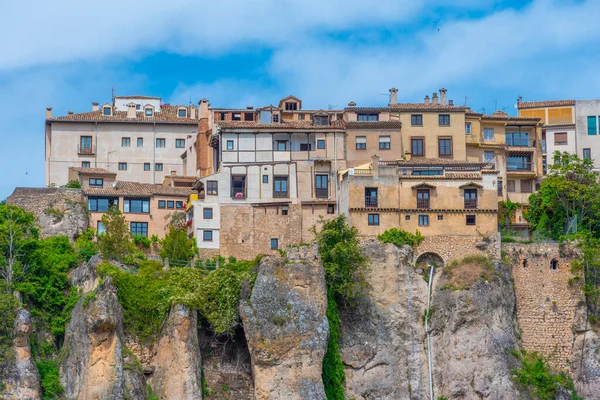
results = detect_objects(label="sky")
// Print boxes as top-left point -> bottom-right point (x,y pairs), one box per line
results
1,0 -> 600,199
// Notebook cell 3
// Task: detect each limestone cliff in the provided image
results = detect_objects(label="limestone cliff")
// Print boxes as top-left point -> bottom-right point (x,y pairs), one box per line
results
571,319 -> 600,397
340,240 -> 429,399
239,245 -> 329,400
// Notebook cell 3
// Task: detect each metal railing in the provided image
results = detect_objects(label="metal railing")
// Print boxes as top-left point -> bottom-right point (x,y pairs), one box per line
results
464,198 -> 478,209
354,169 -> 372,175
417,199 -> 430,209
77,145 -> 95,155
230,187 -> 246,199
315,188 -> 328,198
273,190 -> 289,198
507,162 -> 534,171
365,196 -> 378,208
505,137 -> 535,147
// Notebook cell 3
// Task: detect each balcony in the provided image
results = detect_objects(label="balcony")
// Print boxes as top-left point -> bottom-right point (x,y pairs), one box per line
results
505,138 -> 536,148
315,187 -> 328,198
417,199 -> 430,209
273,190 -> 289,199
78,145 -> 96,155
365,196 -> 378,208
230,187 -> 246,199
507,162 -> 534,171
464,198 -> 478,209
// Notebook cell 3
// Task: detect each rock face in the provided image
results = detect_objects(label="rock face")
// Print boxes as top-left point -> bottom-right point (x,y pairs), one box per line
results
340,240 -> 429,399
239,245 -> 329,400
572,328 -> 600,398
60,279 -> 146,400
150,304 -> 203,400
430,260 -> 521,399
1,308 -> 41,400
69,254 -> 101,295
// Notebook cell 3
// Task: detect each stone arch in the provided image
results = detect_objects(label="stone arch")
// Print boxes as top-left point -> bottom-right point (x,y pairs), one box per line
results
415,252 -> 445,268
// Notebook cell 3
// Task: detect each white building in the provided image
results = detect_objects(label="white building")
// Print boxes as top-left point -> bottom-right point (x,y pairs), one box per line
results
575,100 -> 600,171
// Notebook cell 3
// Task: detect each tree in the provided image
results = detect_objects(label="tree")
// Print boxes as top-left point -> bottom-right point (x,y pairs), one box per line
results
98,206 -> 135,261
160,226 -> 197,262
0,204 -> 38,292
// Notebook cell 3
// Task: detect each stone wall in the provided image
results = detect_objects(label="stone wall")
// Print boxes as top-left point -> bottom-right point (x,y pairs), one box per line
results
415,233 -> 501,265
6,187 -> 88,242
505,242 -> 584,372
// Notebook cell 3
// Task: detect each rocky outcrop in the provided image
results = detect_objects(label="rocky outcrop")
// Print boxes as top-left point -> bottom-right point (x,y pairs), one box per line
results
150,304 -> 203,400
340,240 -> 429,400
430,260 -> 521,399
1,308 -> 41,400
239,245 -> 329,400
69,254 -> 101,295
60,279 -> 146,400
572,328 -> 600,397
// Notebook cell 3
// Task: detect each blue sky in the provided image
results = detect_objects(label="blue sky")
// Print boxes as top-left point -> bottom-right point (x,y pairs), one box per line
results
1,0 -> 600,199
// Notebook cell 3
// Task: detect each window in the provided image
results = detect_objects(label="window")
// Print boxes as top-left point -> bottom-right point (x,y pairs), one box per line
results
231,175 -> 246,198
226,140 -> 234,150
315,175 -> 328,198
274,140 -> 289,151
521,180 -> 533,193
82,161 -> 90,168
411,138 -> 424,156
124,199 -> 150,213
135,104 -> 141,110
158,200 -> 166,209
405,215 -> 410,220
176,139 -> 185,148
259,175 -> 267,185
483,128 -> 494,141
358,114 -> 378,121
285,102 -> 298,111
497,178 -> 503,196
155,163 -> 163,171
281,207 -> 288,216
418,215 -> 429,226
300,143 -> 313,151
439,114 -> 450,126
437,215 -> 443,220
314,115 -> 329,126
411,114 -> 423,126
178,108 -> 187,118
465,122 -> 472,134
550,259 -> 558,270
118,163 -> 127,171
232,113 -> 241,121
272,114 -> 280,123
122,137 -> 131,147
207,181 -> 218,195
273,176 -> 288,198
506,132 -> 530,146
80,136 -> 92,150
270,238 -> 279,250
588,116 -> 597,135
523,260 -> 528,268
317,139 -> 325,149
89,178 -> 104,188
130,222 -> 148,237
507,180 -> 516,193
203,230 -> 213,242
583,148 -> 592,160
244,112 -> 253,121
438,137 -> 452,156
412,170 -> 442,176
507,155 -> 532,171
97,221 -> 106,236
103,106 -> 111,116
88,197 -> 117,212
466,215 -> 476,225
355,136 -> 367,150
554,132 -> 568,145
327,204 -> 335,214
167,200 -> 175,209
176,201 -> 184,209
203,208 -> 213,219
299,113 -> 305,121
137,137 -> 143,147
219,112 -> 227,120
379,136 -> 391,150
156,138 -> 166,148
417,189 -> 430,209
368,214 -> 380,226
145,107 -> 153,117
144,163 -> 150,171
464,189 -> 478,208
484,151 -> 495,163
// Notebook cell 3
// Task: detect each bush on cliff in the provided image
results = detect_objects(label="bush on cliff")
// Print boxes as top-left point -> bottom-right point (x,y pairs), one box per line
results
98,206 -> 136,262
0,288 -> 18,368
377,228 -> 423,249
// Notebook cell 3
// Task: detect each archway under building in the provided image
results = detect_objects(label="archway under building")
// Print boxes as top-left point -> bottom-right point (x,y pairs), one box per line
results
415,252 -> 445,269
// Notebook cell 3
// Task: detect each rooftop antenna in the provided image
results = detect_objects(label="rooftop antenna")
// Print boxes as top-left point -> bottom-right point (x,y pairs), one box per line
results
481,107 -> 486,114
111,87 -> 117,104
464,96 -> 469,107
494,100 -> 498,111
328,104 -> 337,110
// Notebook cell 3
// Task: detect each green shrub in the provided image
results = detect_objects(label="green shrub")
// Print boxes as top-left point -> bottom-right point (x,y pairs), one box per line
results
377,228 -> 424,248
36,359 -> 64,399
160,226 -> 197,262
322,291 -> 345,400
133,235 -> 151,249
61,180 -> 82,189
147,385 -> 159,400
98,206 -> 136,262
75,227 -> 98,262
0,290 -> 18,367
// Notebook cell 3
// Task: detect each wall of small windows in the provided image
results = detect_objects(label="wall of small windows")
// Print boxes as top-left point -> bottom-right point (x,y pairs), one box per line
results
157,200 -> 184,210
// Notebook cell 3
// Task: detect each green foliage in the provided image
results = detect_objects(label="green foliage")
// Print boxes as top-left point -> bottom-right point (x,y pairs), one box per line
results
0,204 -> 39,287
377,228 -> 423,248
322,290 -> 345,400
133,234 -> 151,249
36,359 -> 64,399
75,227 -> 98,262
160,226 -> 197,262
570,234 -> 600,321
98,206 -> 136,262
498,199 -> 521,229
44,206 -> 65,219
421,308 -> 434,325
0,289 -> 18,367
61,180 -> 82,189
511,350 -> 581,400
147,385 -> 159,400
202,375 -> 216,397
150,234 -> 160,244
82,290 -> 96,307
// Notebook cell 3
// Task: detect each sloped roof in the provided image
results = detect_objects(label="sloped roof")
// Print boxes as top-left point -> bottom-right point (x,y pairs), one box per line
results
345,121 -> 402,129
517,100 -> 576,109
84,181 -> 193,197
48,105 -> 199,124
69,167 -> 116,176
216,120 -> 344,132
278,95 -> 302,109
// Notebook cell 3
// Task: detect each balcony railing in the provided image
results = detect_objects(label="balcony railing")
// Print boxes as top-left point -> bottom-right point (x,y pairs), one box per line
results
506,138 -> 535,147
315,188 -> 328,198
417,199 -> 430,209
230,187 -> 246,199
273,190 -> 289,198
507,162 -> 534,171
365,196 -> 378,208
464,198 -> 478,209
78,145 -> 96,155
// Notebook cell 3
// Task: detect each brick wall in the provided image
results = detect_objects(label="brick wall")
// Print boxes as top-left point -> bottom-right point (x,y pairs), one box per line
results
505,243 -> 583,372
415,233 -> 501,265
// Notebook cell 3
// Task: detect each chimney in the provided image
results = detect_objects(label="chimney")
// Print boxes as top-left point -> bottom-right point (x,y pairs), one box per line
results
439,88 -> 447,106
448,99 -> 454,106
389,87 -> 398,105
424,95 -> 430,105
92,102 -> 99,112
127,103 -> 136,118
199,98 -> 209,119
348,101 -> 356,107
46,107 -> 52,119
517,96 -> 523,105
432,92 -> 439,105
371,155 -> 380,176
404,150 -> 412,161
171,170 -> 176,176
67,110 -> 74,115
190,106 -> 196,119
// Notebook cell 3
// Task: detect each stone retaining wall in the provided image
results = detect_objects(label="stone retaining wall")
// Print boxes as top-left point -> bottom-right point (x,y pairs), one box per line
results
415,233 -> 501,265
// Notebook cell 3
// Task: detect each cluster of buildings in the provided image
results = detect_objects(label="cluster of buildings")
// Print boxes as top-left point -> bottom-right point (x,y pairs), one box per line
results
42,90 -> 599,260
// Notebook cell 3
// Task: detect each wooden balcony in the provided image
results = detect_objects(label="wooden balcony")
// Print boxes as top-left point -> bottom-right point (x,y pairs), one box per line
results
416,199 -> 430,209
464,198 -> 478,209
365,196 -> 378,208
78,145 -> 95,155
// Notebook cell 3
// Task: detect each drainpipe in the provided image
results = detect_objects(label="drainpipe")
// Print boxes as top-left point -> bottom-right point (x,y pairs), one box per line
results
94,121 -> 98,167
153,122 -> 156,184
426,264 -> 435,400
334,132 -> 338,209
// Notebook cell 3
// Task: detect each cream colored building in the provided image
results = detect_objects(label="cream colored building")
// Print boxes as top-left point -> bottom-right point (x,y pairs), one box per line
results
45,96 -> 200,187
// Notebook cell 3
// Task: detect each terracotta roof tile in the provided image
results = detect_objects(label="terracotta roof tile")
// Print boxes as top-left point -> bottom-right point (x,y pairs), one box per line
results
48,105 -> 198,124
543,123 -> 576,128
114,95 -> 161,100
399,173 -> 482,180
84,181 -> 192,197
216,120 -> 344,132
383,158 -> 493,167
69,167 -> 116,176
389,103 -> 468,112
345,121 -> 402,129
517,100 -> 575,109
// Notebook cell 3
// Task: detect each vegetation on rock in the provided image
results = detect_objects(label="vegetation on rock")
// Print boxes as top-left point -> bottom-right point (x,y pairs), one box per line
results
75,227 -> 98,262
160,226 -> 198,262
440,254 -> 497,291
0,288 -> 18,367
377,228 -> 423,248
98,205 -> 136,262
